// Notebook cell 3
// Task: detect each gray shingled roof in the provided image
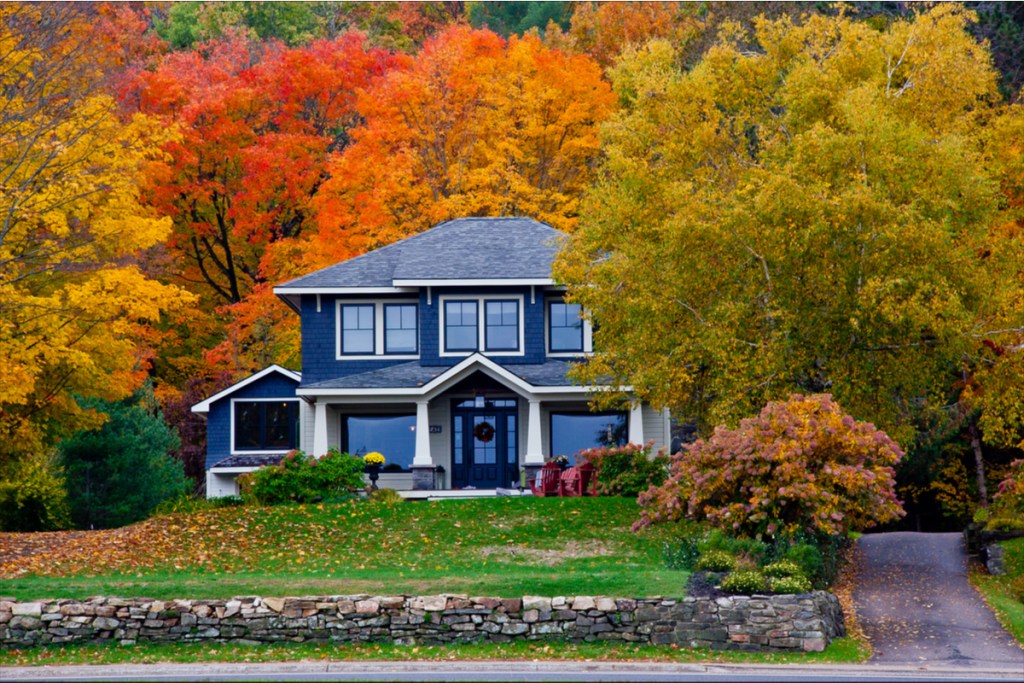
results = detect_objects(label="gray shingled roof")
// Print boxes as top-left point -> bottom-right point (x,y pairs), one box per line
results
212,454 -> 287,469
301,359 -> 578,390
277,217 -> 565,290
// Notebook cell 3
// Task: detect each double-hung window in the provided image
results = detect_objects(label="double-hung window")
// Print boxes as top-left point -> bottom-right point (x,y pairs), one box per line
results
442,297 -> 522,355
549,301 -> 584,353
485,300 -> 519,352
340,304 -> 374,355
444,300 -> 478,352
233,400 -> 299,452
384,303 -> 418,354
337,301 -> 419,357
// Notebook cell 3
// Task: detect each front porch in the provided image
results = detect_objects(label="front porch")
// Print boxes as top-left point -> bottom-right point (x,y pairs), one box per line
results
299,354 -> 666,492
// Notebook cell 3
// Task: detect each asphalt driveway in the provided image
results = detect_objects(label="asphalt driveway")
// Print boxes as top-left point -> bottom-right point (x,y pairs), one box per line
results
853,531 -> 1023,669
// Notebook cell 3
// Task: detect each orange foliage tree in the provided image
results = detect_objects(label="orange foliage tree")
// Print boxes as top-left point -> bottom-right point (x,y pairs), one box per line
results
307,25 -> 615,272
129,33 -> 397,379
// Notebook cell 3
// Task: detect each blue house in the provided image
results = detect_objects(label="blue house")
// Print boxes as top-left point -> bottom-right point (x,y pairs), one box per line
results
192,217 -> 670,497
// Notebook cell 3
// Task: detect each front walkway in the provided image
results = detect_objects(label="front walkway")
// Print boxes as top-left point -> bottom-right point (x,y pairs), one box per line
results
853,531 -> 1023,668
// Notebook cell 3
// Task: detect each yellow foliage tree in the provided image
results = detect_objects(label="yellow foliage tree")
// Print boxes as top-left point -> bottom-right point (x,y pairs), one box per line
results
556,6 -> 1024,446
0,5 -> 194,470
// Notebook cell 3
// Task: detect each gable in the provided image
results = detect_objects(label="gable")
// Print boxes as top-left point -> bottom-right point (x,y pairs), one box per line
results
191,365 -> 301,414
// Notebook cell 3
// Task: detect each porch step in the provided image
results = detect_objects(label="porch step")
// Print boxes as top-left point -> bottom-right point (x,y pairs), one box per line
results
398,488 -> 533,502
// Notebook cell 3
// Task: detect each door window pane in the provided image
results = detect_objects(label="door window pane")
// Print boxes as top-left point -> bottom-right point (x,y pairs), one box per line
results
549,301 -> 583,352
384,304 -> 418,354
485,300 -> 519,351
550,412 -> 627,460
343,415 -> 416,471
341,304 -> 375,354
445,300 -> 478,351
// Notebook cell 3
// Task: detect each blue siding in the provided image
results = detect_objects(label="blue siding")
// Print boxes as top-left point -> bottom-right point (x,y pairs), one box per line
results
299,287 -> 550,385
206,373 -> 300,469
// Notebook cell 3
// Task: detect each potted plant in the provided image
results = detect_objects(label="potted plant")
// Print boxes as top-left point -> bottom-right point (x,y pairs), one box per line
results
363,451 -> 385,490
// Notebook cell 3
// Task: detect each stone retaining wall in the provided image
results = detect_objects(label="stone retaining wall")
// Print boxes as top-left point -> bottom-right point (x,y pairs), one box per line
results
1,592 -> 844,652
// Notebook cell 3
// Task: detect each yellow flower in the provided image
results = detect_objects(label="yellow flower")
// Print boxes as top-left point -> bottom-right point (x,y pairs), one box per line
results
363,452 -> 385,466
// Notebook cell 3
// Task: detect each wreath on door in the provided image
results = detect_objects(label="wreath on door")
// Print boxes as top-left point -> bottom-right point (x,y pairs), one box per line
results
473,420 -> 496,443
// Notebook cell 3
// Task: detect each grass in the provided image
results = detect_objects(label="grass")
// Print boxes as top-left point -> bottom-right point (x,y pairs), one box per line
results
0,637 -> 870,667
0,497 -> 687,601
970,537 -> 1024,646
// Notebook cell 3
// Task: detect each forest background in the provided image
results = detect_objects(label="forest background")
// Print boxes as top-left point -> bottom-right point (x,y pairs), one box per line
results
1,1 -> 1022,532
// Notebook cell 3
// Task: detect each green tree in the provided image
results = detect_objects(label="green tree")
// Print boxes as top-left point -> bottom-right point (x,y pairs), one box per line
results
555,5 -> 1024,445
59,386 -> 189,530
468,1 -> 569,37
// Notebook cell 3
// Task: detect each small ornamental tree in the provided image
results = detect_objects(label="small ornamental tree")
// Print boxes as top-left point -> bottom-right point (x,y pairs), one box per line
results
634,395 -> 905,536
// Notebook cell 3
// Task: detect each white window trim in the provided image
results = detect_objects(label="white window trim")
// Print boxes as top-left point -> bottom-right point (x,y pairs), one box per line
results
230,398 -> 301,456
335,299 -> 420,360
545,298 -> 593,358
439,294 -> 526,358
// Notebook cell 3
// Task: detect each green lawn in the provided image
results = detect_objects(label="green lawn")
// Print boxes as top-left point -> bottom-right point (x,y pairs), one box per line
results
0,637 -> 870,667
970,537 -> 1024,646
1,497 -> 688,601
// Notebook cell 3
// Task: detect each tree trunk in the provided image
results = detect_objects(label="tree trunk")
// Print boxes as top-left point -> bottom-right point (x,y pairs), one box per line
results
968,420 -> 989,508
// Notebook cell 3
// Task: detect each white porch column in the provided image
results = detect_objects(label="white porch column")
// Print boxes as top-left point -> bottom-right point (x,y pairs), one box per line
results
525,399 -> 545,464
313,400 -> 329,456
413,400 -> 432,466
628,401 -> 644,445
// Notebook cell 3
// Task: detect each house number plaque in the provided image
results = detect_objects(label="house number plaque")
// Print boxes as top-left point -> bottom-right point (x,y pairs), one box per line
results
429,425 -> 442,434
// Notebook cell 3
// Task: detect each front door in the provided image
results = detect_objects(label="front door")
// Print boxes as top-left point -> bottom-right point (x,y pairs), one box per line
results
451,398 -> 518,489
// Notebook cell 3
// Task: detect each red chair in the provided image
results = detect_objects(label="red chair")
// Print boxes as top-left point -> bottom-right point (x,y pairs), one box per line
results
529,461 -> 562,497
559,461 -> 598,497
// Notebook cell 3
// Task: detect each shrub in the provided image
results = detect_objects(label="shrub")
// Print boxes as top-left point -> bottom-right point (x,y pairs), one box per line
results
239,448 -> 365,505
769,575 -> 813,594
987,460 -> 1024,530
695,549 -> 736,572
576,440 -> 669,497
0,450 -> 70,531
779,542 -> 826,584
987,517 -> 1024,532
721,570 -> 768,594
635,394 -> 905,536
762,560 -> 804,578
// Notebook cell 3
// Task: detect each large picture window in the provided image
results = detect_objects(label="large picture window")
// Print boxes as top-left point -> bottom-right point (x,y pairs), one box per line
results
549,301 -> 583,352
234,401 -> 299,452
340,304 -> 374,355
485,300 -> 519,351
550,411 -> 627,459
384,303 -> 418,354
343,415 -> 416,471
444,300 -> 478,351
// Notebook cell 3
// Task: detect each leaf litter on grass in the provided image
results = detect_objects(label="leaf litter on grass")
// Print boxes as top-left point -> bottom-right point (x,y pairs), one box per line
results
0,497 -> 671,584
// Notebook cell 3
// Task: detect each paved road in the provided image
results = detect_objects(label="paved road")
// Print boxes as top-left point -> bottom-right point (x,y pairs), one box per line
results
2,661 -> 1022,683
853,531 -> 1023,669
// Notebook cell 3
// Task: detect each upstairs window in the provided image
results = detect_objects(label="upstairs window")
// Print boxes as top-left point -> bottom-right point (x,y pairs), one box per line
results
444,300 -> 478,351
384,303 -> 418,354
340,304 -> 374,355
234,400 -> 299,452
485,300 -> 519,352
549,301 -> 584,352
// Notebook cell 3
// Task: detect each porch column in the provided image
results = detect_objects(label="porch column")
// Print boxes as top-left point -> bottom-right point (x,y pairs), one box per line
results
525,399 -> 545,465
413,400 -> 432,466
313,400 -> 329,456
411,400 -> 437,490
628,401 -> 644,445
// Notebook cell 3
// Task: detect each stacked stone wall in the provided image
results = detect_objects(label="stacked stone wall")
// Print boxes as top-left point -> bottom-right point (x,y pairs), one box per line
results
1,592 -> 843,652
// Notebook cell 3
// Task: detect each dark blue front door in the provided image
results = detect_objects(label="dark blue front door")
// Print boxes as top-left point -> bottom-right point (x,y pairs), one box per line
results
451,398 -> 518,489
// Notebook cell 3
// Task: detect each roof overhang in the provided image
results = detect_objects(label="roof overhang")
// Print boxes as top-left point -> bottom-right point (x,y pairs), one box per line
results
296,354 -> 624,401
391,278 -> 555,287
191,365 -> 302,414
